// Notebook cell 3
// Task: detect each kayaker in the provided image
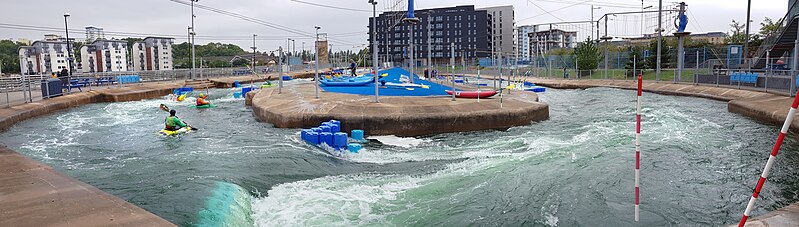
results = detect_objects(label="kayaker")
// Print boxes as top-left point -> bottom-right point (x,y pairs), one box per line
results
196,94 -> 210,106
164,110 -> 187,130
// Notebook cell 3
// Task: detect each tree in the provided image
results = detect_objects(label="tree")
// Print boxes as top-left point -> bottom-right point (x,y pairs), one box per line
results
625,46 -> 647,77
645,39 -> 671,70
0,40 -> 23,75
760,17 -> 782,38
725,20 -> 748,45
574,38 -> 601,74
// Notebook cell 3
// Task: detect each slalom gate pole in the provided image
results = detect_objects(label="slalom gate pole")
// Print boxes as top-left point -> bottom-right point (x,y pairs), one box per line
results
635,74 -> 642,222
738,89 -> 799,226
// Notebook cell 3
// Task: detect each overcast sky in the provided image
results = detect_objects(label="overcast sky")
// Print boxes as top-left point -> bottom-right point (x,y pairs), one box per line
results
0,0 -> 789,52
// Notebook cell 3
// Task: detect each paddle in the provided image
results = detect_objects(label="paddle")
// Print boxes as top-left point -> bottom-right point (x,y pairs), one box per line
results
159,104 -> 199,131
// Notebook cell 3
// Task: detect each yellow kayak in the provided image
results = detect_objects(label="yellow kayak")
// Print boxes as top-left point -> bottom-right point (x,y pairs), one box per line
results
159,127 -> 192,136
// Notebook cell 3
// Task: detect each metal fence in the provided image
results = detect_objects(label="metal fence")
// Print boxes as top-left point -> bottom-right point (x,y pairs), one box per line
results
0,65 -> 314,108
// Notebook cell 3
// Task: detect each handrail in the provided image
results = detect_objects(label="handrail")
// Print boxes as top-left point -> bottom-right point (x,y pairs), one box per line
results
752,1 -> 799,65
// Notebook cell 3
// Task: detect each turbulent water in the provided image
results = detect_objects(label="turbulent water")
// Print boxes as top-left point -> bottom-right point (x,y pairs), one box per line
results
2,86 -> 799,226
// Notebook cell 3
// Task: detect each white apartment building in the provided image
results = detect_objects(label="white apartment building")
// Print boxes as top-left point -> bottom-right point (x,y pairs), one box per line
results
18,41 -> 70,75
480,5 -> 515,59
132,37 -> 174,71
516,25 -> 536,62
85,26 -> 105,43
529,29 -> 577,55
80,39 -> 128,73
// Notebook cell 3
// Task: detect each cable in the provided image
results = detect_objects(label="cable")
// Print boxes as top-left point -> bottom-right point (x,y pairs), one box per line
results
289,0 -> 379,13
519,0 -> 595,22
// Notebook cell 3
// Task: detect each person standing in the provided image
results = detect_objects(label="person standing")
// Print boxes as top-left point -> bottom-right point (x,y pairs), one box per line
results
349,59 -> 357,76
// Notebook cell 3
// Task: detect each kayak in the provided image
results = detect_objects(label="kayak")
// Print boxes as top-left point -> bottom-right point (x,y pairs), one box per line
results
320,80 -> 372,86
445,90 -> 498,98
190,104 -> 217,108
260,83 -> 277,89
159,127 -> 192,136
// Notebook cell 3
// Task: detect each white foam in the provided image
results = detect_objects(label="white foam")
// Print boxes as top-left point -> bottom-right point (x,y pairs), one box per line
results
368,135 -> 429,148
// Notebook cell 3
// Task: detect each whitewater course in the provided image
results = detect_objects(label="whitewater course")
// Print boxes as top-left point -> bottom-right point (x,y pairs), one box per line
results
1,68 -> 799,226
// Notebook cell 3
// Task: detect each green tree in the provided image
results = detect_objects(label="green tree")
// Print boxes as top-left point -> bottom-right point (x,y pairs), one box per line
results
625,46 -> 647,77
760,17 -> 783,38
574,38 -> 601,72
725,20 -> 747,45
0,40 -> 23,74
646,39 -> 671,69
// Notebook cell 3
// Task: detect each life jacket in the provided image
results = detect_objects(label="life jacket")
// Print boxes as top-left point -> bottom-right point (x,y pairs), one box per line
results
196,97 -> 208,106
165,116 -> 179,130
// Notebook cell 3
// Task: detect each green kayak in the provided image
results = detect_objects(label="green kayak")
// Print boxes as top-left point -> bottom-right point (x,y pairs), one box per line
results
190,104 -> 217,109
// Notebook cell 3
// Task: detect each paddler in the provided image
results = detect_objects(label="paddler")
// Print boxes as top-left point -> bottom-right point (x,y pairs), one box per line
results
196,94 -> 210,107
165,110 -> 188,131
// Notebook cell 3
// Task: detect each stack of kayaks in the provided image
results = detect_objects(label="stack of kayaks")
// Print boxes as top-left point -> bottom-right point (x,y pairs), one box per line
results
300,120 -> 364,157
321,76 -> 374,86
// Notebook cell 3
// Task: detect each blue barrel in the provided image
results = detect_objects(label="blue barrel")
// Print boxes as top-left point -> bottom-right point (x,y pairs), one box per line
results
329,120 -> 340,126
242,87 -> 253,96
281,75 -> 292,81
348,144 -> 362,153
320,132 -> 333,146
330,124 -> 340,133
321,122 -> 332,129
301,129 -> 310,142
233,81 -> 240,87
333,132 -> 348,148
307,131 -> 319,144
351,130 -> 364,141
319,125 -> 331,133
311,127 -> 322,133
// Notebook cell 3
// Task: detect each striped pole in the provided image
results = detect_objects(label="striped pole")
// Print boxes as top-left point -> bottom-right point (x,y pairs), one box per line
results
738,89 -> 799,226
635,74 -> 642,222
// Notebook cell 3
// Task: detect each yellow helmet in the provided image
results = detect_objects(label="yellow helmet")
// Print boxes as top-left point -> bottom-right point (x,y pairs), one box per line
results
199,94 -> 207,98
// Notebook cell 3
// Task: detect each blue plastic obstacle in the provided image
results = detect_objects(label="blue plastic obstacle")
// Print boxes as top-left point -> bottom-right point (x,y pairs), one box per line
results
300,120 -> 364,156
320,67 -> 456,96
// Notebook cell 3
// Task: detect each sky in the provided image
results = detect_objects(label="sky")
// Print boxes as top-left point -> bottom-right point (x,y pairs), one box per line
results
0,0 -> 790,52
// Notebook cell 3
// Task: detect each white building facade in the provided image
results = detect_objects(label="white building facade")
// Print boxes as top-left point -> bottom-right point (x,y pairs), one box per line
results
18,41 -> 70,75
132,37 -> 174,71
479,5 -> 515,61
80,39 -> 128,73
529,29 -> 577,56
516,25 -> 535,62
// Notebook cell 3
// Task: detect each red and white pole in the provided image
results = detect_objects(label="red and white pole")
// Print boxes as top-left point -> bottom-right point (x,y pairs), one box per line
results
738,90 -> 799,226
635,74 -> 642,222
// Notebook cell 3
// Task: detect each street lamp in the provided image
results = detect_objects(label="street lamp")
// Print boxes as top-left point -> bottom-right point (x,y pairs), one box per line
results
315,26 -> 321,99
63,13 -> 73,75
369,0 -> 379,102
190,0 -> 199,79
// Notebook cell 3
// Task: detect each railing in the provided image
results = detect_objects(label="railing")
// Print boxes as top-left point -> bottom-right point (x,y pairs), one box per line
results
751,0 -> 799,66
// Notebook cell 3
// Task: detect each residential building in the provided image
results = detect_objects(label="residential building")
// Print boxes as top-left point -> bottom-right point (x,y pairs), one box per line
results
85,26 -> 105,43
79,39 -> 128,73
18,41 -> 70,75
516,25 -> 536,62
368,5 -> 492,65
131,37 -> 174,71
529,29 -> 578,55
481,5 -> 515,59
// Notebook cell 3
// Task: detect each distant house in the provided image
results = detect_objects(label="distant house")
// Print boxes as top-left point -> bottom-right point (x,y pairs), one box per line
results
529,29 -> 577,55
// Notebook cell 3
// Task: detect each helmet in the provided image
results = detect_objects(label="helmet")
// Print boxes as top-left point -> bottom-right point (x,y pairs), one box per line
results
199,94 -> 207,98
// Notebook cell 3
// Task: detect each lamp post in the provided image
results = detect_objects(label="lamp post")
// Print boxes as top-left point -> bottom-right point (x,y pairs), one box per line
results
315,26 -> 321,99
287,38 -> 294,73
63,13 -> 73,75
370,0 -> 379,103
190,0 -> 198,79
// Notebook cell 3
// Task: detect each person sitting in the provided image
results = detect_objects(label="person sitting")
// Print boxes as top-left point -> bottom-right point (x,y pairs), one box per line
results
196,94 -> 210,107
164,110 -> 187,131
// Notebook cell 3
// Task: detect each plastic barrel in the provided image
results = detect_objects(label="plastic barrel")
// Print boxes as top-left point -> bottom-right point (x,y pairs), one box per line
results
321,122 -> 332,129
348,144 -> 362,153
301,129 -> 309,142
307,131 -> 320,144
351,130 -> 364,141
282,75 -> 291,81
329,120 -> 340,128
320,132 -> 333,146
333,132 -> 348,148
311,127 -> 322,133
330,124 -> 340,133
319,125 -> 331,133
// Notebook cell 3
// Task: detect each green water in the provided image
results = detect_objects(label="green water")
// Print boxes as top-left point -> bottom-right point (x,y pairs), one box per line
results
1,86 -> 798,226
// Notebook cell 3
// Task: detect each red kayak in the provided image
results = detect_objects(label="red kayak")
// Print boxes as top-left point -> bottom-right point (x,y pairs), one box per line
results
445,90 -> 498,98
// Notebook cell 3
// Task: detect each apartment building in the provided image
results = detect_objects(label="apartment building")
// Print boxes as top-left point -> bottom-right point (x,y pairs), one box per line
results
529,29 -> 578,55
516,25 -> 535,62
18,40 -> 70,75
131,37 -> 174,71
481,6 -> 515,58
79,39 -> 128,73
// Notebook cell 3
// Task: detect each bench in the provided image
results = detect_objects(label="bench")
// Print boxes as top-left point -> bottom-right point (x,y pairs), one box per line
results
730,72 -> 758,84
66,79 -> 83,92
